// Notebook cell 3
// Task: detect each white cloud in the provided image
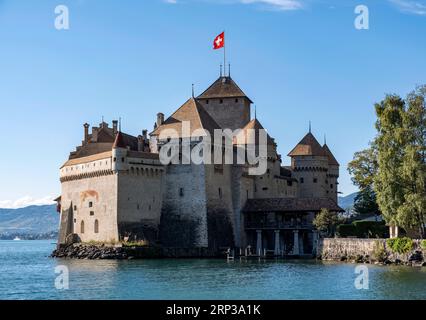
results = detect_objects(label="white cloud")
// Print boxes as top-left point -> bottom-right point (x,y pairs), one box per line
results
164,0 -> 178,3
0,196 -> 56,209
239,0 -> 303,10
389,0 -> 426,15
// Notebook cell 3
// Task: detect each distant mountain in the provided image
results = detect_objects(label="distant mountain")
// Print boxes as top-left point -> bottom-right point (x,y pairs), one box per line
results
0,205 -> 59,238
338,192 -> 358,211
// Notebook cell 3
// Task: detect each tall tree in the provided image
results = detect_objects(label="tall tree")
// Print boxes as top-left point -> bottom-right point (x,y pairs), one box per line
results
373,86 -> 426,238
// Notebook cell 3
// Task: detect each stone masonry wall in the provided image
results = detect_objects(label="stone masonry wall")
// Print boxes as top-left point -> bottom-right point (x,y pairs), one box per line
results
318,238 -> 426,266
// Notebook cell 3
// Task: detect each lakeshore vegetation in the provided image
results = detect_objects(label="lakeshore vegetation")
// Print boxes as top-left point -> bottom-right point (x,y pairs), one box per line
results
348,85 -> 426,239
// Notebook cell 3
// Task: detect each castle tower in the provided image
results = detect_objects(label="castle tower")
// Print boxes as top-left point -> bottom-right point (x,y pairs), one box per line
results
196,76 -> 252,130
322,143 -> 340,203
288,132 -> 329,199
112,131 -> 128,172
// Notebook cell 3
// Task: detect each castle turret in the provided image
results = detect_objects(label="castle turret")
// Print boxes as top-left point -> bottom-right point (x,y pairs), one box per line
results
322,143 -> 340,203
288,132 -> 329,199
196,76 -> 252,130
112,131 -> 128,172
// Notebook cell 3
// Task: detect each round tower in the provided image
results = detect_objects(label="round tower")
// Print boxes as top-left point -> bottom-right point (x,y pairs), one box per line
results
112,131 -> 128,172
288,132 -> 329,199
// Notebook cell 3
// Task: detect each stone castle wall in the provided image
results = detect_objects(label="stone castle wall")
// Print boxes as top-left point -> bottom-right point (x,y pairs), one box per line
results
159,163 -> 208,248
199,98 -> 250,130
117,162 -> 164,244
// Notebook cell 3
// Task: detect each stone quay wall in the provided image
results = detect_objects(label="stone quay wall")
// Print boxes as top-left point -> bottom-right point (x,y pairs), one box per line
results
317,238 -> 426,266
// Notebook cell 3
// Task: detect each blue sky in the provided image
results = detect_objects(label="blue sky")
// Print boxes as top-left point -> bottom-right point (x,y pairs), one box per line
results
0,0 -> 425,207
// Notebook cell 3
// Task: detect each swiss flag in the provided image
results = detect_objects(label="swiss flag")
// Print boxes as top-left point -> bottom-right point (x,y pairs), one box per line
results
213,32 -> 225,50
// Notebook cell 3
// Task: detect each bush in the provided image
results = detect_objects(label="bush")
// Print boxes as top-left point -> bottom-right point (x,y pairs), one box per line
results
421,240 -> 426,250
372,241 -> 387,262
336,224 -> 357,237
336,221 -> 388,238
386,237 -> 414,254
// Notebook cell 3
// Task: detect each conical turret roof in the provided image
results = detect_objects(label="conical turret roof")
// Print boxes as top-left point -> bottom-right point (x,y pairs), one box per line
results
288,132 -> 325,157
323,143 -> 339,166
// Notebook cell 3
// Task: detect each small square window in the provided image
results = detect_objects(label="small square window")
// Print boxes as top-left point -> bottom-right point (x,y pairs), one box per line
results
313,178 -> 318,183
235,99 -> 239,103
89,202 -> 93,208
73,205 -> 77,211
219,99 -> 223,104
90,211 -> 95,216
300,178 -> 304,184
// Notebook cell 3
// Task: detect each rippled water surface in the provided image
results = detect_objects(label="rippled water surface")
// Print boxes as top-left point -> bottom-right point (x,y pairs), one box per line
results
1,240 -> 425,300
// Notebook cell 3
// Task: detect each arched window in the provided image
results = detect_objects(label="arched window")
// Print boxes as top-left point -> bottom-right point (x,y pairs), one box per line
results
80,220 -> 85,234
94,220 -> 99,234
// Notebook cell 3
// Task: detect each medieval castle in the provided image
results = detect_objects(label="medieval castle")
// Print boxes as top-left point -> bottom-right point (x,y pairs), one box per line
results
56,72 -> 343,256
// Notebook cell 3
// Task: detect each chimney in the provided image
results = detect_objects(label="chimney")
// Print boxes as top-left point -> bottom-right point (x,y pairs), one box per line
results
138,135 -> 145,152
112,120 -> 118,134
83,123 -> 90,144
156,113 -> 164,128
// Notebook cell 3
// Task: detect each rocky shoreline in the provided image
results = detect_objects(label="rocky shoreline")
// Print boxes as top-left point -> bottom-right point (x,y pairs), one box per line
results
50,244 -> 223,259
318,250 -> 426,267
317,238 -> 426,267
51,244 -> 130,260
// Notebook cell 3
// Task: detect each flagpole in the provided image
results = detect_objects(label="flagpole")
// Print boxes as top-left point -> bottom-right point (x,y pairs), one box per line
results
223,30 -> 226,77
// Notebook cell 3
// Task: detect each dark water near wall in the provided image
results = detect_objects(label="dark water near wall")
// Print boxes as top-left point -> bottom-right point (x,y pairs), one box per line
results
1,240 -> 426,300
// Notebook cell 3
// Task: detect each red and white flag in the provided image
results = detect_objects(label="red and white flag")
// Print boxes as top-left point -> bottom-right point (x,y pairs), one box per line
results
213,32 -> 225,50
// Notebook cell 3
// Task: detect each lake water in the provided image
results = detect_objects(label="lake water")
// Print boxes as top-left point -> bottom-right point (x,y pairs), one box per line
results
1,240 -> 425,300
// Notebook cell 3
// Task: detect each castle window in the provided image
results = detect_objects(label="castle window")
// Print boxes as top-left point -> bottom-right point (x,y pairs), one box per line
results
219,99 -> 223,104
313,178 -> 318,183
74,219 -> 76,223
235,98 -> 239,103
262,187 -> 268,191
287,181 -> 293,187
137,204 -> 140,210
300,178 -> 304,183
121,158 -> 125,163
94,220 -> 99,233
89,202 -> 93,208
206,100 -> 209,104
219,188 -> 222,199
113,157 -> 116,162
149,205 -> 152,211
80,221 -> 85,234
90,211 -> 94,216
330,184 -> 334,189
179,188 -> 184,197
74,205 -> 77,211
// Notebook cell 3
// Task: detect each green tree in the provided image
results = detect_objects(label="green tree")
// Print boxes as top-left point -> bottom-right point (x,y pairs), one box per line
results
353,185 -> 380,215
348,147 -> 378,190
313,209 -> 338,237
348,147 -> 380,216
374,86 -> 426,238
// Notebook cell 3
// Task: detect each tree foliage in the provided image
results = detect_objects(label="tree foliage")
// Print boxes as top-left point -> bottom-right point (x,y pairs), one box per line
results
373,85 -> 426,238
313,208 -> 338,237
